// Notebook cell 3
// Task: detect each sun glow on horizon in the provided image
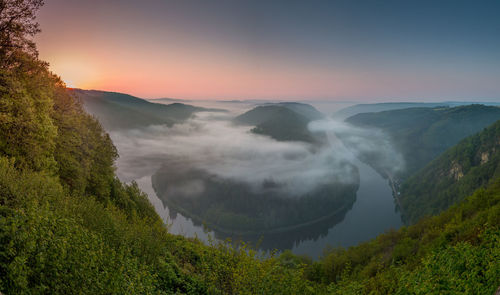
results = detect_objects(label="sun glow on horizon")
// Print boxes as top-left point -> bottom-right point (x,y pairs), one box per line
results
48,57 -> 101,89
36,0 -> 500,101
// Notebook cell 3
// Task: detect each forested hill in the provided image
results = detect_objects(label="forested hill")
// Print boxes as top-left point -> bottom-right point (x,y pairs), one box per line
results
345,104 -> 500,178
334,101 -> 500,120
72,89 -> 225,130
334,102 -> 448,119
400,119 -> 500,224
234,103 -> 324,143
274,102 -> 325,121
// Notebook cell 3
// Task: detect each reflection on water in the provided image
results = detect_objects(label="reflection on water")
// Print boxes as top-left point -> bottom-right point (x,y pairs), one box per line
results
134,150 -> 403,259
197,202 -> 354,251
135,175 -> 214,241
292,155 -> 403,258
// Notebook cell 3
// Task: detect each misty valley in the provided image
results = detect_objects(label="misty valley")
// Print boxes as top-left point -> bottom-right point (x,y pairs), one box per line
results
73,89 -> 500,257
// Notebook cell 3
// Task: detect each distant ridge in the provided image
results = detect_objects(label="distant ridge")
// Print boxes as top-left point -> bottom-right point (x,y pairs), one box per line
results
150,97 -> 193,103
342,104 -> 500,178
334,101 -> 500,119
70,89 -> 226,130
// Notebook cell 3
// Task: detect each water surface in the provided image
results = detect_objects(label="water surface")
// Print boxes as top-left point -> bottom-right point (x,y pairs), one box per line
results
131,143 -> 403,259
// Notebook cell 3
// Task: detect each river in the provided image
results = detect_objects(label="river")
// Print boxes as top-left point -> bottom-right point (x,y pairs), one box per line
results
129,135 -> 403,259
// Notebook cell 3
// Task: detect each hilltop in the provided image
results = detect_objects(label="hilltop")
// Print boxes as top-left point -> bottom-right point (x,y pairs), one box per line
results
234,103 -> 324,143
334,101 -> 500,119
72,89 -> 225,130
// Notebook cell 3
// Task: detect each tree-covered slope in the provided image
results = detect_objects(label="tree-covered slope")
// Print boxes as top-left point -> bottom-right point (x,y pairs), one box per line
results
234,104 -> 324,143
73,89 -> 225,130
400,119 -> 500,223
344,105 -> 500,178
311,178 -> 500,294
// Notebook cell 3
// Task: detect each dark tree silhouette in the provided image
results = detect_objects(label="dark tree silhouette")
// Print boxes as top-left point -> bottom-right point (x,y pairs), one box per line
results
0,0 -> 44,67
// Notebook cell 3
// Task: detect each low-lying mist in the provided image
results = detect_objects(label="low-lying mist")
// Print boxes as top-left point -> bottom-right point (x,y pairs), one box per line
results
309,119 -> 405,177
113,113 -> 355,197
111,105 -> 404,199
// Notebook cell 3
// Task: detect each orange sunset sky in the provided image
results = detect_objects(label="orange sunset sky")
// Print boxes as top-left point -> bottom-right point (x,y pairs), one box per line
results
35,0 -> 500,101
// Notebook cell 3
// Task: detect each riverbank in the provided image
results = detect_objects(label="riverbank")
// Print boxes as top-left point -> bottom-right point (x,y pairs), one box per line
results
384,169 -> 407,221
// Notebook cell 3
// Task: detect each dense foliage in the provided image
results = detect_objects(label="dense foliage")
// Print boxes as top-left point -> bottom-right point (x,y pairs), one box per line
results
0,156 -> 322,294
400,119 -> 500,223
345,105 -> 500,178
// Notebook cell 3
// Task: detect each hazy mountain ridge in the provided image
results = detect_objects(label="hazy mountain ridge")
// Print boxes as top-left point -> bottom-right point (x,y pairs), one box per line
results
343,104 -> 500,178
334,101 -> 500,119
334,102 -> 449,119
72,89 -> 225,130
150,97 -> 193,103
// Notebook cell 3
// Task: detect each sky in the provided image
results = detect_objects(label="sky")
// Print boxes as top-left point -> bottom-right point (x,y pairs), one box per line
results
36,0 -> 500,101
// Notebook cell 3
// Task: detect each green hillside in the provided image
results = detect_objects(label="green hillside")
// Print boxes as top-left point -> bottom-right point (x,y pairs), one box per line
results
73,89 -> 225,130
400,120 -> 500,223
234,104 -> 324,143
344,105 -> 500,178
310,178 -> 500,294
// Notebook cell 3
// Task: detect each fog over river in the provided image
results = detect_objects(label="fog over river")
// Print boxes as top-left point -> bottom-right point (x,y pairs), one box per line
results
112,101 -> 403,259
